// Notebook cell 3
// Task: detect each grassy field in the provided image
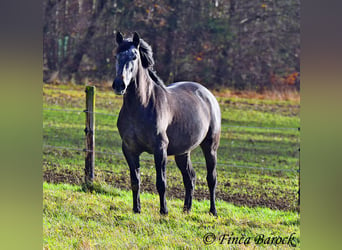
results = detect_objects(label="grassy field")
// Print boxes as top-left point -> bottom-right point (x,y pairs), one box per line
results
43,83 -> 300,248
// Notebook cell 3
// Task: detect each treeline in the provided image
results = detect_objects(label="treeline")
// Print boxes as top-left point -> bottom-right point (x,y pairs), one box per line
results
43,0 -> 300,91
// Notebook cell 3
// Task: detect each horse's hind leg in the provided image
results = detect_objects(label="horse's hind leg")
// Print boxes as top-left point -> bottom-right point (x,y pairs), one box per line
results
200,132 -> 219,216
175,153 -> 196,213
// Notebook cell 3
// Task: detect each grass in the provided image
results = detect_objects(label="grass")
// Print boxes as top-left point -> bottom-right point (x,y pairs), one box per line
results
44,182 -> 299,249
43,83 -> 300,248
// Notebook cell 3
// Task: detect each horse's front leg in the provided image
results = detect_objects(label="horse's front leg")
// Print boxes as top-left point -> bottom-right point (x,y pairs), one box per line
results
154,137 -> 169,215
122,143 -> 141,213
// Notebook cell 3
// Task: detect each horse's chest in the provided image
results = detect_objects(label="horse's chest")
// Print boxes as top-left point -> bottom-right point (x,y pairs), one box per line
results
117,112 -> 156,153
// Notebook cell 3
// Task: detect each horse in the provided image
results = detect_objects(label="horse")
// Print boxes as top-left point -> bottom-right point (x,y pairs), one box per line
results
112,32 -> 221,215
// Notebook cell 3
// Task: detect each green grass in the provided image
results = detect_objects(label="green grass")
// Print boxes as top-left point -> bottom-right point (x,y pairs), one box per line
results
43,83 -> 300,248
44,182 -> 299,249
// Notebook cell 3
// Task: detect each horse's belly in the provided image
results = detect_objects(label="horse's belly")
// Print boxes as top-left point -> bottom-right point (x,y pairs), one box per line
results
167,142 -> 201,156
121,126 -> 203,156
165,101 -> 211,155
166,124 -> 208,155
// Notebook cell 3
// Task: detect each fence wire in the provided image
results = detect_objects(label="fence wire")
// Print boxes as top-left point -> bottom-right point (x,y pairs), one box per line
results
43,107 -> 300,174
43,108 -> 300,131
43,144 -> 299,173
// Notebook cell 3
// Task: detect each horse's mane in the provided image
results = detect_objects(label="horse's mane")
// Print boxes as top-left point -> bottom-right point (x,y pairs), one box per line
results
117,36 -> 165,87
139,38 -> 165,87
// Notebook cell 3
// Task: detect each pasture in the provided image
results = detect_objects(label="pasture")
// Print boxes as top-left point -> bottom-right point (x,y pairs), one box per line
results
43,83 -> 300,248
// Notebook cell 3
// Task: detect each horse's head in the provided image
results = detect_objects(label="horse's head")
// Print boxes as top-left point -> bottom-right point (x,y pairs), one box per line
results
112,32 -> 140,95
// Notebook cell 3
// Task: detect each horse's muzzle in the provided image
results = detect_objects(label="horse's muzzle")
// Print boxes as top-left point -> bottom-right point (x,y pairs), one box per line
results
113,77 -> 126,95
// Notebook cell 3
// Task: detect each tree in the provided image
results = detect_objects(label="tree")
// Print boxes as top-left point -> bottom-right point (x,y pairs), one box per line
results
43,0 -> 300,91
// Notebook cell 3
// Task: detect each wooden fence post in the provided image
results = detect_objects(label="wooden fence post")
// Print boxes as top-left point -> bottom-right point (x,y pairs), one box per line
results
84,86 -> 95,186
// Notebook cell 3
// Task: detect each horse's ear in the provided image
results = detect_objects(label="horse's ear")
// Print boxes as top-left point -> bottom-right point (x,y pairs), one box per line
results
116,32 -> 123,44
133,32 -> 140,47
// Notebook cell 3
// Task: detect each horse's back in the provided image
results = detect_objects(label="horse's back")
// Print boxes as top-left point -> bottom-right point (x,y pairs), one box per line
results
165,82 -> 221,155
167,81 -> 221,131
167,81 -> 208,93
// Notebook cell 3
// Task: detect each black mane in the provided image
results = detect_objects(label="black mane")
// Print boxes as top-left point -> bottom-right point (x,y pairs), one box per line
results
116,36 -> 165,87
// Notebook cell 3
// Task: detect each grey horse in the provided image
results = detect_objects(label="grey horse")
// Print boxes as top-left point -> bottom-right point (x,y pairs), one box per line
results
112,32 -> 221,215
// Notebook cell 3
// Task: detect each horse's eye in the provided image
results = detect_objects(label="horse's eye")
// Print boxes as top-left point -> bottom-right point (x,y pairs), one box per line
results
132,55 -> 137,60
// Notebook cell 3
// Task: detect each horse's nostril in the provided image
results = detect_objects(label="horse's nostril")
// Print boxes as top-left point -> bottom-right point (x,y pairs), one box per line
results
120,81 -> 125,90
113,77 -> 126,94
113,79 -> 120,89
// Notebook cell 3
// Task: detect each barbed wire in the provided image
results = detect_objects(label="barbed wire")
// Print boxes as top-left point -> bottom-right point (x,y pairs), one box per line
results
43,108 -> 120,117
221,124 -> 300,131
43,108 -> 84,113
43,91 -> 300,210
43,108 -> 300,131
43,106 -> 300,174
43,144 -> 299,173
43,137 -> 300,156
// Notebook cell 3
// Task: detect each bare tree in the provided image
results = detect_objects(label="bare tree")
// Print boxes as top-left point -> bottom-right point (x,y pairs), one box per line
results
43,0 -> 300,91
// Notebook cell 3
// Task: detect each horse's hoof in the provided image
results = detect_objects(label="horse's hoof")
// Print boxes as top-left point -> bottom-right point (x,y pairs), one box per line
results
210,210 -> 217,216
183,207 -> 191,214
160,209 -> 168,215
133,209 -> 141,214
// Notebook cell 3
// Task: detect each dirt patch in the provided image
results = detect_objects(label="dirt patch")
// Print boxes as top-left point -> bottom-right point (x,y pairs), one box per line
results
44,168 -> 299,212
44,168 -> 83,185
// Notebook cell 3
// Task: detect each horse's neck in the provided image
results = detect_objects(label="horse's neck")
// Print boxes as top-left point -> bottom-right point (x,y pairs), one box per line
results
137,67 -> 154,107
124,67 -> 154,108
